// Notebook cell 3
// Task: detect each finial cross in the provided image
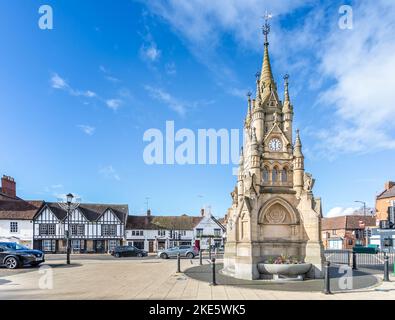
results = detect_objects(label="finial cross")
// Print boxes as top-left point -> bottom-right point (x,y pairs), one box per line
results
262,10 -> 273,40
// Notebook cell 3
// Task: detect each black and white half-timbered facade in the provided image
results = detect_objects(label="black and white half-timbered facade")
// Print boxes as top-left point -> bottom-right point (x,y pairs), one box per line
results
33,203 -> 128,253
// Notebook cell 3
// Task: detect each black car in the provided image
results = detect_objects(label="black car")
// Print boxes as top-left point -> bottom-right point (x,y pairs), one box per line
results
0,242 -> 45,269
110,245 -> 148,258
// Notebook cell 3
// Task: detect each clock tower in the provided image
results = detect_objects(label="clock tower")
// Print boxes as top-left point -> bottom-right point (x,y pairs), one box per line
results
223,18 -> 325,280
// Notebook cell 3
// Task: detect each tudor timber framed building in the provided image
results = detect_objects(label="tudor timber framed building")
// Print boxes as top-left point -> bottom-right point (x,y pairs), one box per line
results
33,202 -> 128,253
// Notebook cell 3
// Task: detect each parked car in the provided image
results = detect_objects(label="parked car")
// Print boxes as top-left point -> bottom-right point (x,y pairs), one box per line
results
110,245 -> 148,258
0,242 -> 45,269
158,245 -> 199,259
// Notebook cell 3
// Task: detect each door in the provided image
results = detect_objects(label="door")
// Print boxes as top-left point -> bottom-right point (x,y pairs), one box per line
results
149,241 -> 154,253
96,240 -> 104,253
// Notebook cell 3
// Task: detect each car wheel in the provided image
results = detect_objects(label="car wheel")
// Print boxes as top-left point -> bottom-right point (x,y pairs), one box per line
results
137,253 -> 143,258
115,253 -> 121,258
186,252 -> 194,259
160,253 -> 168,259
5,257 -> 19,269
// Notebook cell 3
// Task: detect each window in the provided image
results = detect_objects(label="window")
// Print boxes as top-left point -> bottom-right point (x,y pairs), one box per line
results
39,224 -> 56,236
383,238 -> 393,247
262,167 -> 269,182
158,230 -> 166,237
102,224 -> 117,236
272,167 -> 278,183
131,230 -> 143,236
281,169 -> 287,183
71,224 -> 85,236
332,229 -> 337,235
196,228 -> 203,237
42,240 -> 56,252
214,229 -> 221,237
10,222 -> 18,233
108,240 -> 119,251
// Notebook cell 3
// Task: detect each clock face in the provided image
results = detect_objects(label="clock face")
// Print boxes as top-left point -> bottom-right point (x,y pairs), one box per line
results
269,138 -> 282,151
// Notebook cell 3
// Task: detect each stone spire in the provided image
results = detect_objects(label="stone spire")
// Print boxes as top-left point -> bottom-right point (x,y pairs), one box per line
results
259,15 -> 275,95
294,129 -> 303,158
282,74 -> 293,141
245,92 -> 252,128
283,74 -> 290,103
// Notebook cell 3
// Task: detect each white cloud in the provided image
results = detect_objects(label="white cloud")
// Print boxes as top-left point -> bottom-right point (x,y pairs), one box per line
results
99,165 -> 120,181
78,125 -> 95,136
165,62 -> 177,75
106,99 -> 122,111
142,44 -> 161,62
311,1 -> 395,155
99,65 -> 121,83
51,73 -> 69,89
144,85 -> 187,116
50,73 -> 97,98
326,207 -> 358,218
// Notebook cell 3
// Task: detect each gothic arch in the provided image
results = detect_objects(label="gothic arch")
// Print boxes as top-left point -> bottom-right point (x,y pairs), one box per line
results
258,197 -> 300,225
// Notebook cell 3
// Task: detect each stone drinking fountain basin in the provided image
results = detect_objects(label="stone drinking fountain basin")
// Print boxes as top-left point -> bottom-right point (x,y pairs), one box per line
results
257,263 -> 312,281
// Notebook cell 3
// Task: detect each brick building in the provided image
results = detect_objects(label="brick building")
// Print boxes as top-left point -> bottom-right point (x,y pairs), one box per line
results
322,215 -> 376,250
376,181 -> 395,224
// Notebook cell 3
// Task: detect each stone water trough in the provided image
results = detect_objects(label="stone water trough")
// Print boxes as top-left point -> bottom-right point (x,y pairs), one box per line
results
257,263 -> 312,281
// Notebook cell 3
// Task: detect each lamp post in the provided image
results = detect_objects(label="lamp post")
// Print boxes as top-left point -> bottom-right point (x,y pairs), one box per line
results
58,193 -> 80,265
65,193 -> 73,264
354,201 -> 366,216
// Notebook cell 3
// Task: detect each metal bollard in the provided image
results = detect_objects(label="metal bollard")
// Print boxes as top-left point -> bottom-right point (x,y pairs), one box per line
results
323,261 -> 331,294
210,258 -> 217,286
209,247 -> 212,260
199,249 -> 203,265
352,251 -> 357,270
177,252 -> 181,273
384,253 -> 390,282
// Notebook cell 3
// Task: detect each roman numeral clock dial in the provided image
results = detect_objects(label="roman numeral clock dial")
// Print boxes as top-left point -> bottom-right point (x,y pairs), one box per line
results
268,138 -> 282,151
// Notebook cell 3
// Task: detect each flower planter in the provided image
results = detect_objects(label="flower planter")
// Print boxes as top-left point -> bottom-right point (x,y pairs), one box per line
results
257,263 -> 312,281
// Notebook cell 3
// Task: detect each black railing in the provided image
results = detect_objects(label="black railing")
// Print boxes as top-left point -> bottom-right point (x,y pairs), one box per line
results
324,249 -> 395,267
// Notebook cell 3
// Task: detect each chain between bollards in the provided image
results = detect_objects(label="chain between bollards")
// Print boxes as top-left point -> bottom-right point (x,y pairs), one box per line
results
323,260 -> 331,294
210,258 -> 217,286
384,252 -> 390,282
177,252 -> 181,273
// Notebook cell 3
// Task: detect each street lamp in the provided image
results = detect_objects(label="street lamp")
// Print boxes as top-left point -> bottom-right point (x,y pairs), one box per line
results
65,193 -> 73,265
355,200 -> 366,216
58,193 -> 80,265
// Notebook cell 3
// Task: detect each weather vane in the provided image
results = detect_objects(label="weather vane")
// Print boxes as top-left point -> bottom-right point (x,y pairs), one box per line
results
262,10 -> 273,43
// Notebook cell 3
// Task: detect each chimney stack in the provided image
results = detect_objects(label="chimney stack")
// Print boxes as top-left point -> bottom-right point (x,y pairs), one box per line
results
384,181 -> 395,191
147,209 -> 151,217
1,175 -> 16,198
200,208 -> 205,217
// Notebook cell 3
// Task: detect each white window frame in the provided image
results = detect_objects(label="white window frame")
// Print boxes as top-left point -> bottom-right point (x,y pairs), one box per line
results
10,222 -> 18,233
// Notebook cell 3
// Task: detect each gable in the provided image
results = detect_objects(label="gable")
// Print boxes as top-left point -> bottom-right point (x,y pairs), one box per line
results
263,122 -> 290,147
98,209 -> 121,223
35,206 -> 61,223
69,208 -> 88,223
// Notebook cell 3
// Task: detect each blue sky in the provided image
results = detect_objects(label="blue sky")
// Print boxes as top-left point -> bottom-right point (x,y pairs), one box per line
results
0,0 -> 394,217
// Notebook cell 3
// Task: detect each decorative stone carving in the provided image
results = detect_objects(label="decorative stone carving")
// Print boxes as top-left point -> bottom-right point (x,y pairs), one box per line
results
303,172 -> 315,192
266,207 -> 286,224
230,186 -> 238,206
244,172 -> 257,199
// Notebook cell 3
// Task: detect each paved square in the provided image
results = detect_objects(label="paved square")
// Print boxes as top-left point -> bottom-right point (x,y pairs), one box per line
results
0,255 -> 394,300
